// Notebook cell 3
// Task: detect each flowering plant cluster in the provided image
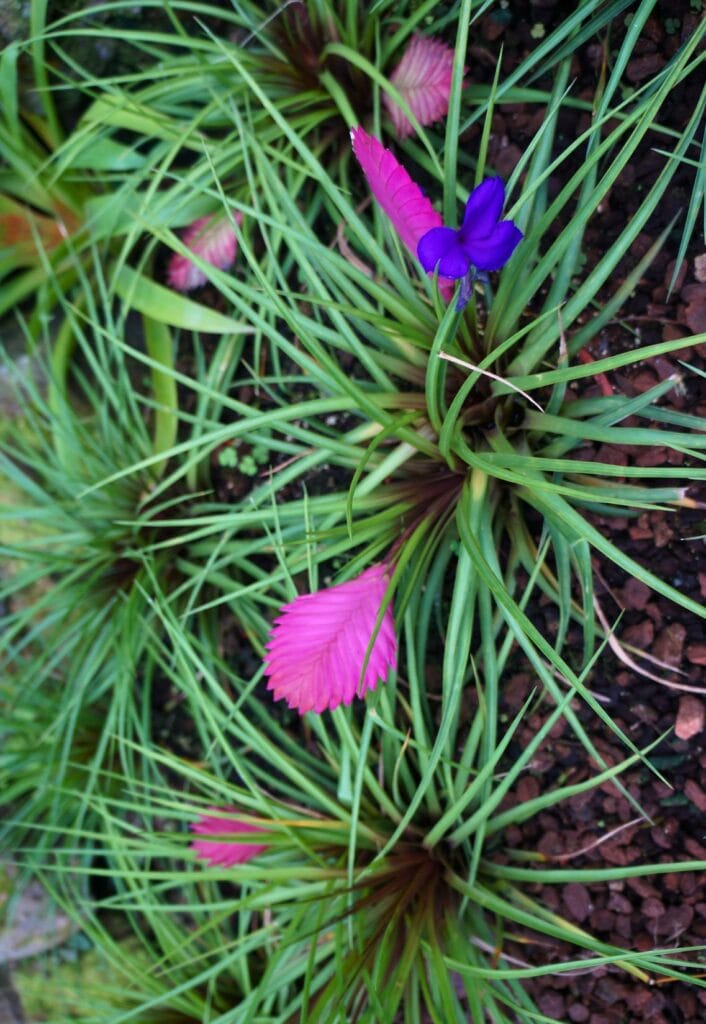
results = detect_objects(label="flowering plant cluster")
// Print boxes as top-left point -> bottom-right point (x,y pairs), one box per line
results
4,8 -> 706,1024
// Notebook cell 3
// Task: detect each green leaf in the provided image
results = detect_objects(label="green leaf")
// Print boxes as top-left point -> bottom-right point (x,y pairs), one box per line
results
113,265 -> 253,334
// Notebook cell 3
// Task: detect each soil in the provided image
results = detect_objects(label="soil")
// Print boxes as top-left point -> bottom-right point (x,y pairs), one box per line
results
469,3 -> 706,1021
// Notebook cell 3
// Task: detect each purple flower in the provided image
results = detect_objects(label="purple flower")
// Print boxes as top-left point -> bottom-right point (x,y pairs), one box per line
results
417,178 -> 522,279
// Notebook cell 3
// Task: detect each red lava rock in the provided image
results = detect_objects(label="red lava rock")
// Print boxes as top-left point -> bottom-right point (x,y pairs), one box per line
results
634,446 -> 667,467
659,904 -> 694,935
650,825 -> 673,850
641,896 -> 665,918
589,908 -> 615,931
652,518 -> 675,547
675,988 -> 697,1017
537,992 -> 565,1019
629,368 -> 659,393
621,619 -> 653,650
652,622 -> 686,668
644,602 -> 663,628
675,694 -> 706,739
517,776 -> 541,802
627,53 -> 665,82
568,1004 -> 589,1023
563,882 -> 592,922
686,644 -> 706,667
682,283 -> 706,334
634,930 -> 655,951
699,572 -> 706,599
685,838 -> 706,860
628,522 -> 653,541
684,778 -> 706,812
630,232 -> 653,259
607,892 -> 632,914
600,842 -> 640,866
625,986 -> 654,1014
595,443 -> 628,467
662,322 -> 688,342
537,831 -> 564,857
695,253 -> 706,283
627,876 -> 658,899
620,578 -> 652,611
503,672 -> 532,709
494,143 -> 523,179
594,977 -> 628,1004
680,872 -> 698,896
651,356 -> 676,381
666,257 -> 688,290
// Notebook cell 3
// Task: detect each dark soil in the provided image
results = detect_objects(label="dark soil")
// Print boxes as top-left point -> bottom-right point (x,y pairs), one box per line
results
472,3 -> 706,1021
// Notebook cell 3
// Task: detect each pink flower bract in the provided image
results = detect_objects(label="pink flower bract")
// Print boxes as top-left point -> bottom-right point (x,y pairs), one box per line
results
384,35 -> 459,140
264,563 -> 397,714
167,212 -> 242,292
350,127 -> 455,301
190,807 -> 269,867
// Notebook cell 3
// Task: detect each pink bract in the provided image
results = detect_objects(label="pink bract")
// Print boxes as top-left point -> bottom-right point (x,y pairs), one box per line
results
190,807 -> 269,867
264,563 -> 397,714
385,35 -> 459,140
350,127 -> 455,301
167,212 -> 242,292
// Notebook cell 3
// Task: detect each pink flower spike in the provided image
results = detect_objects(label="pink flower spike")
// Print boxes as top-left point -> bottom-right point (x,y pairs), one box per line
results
167,212 -> 242,292
190,807 -> 269,867
264,563 -> 397,715
350,127 -> 455,301
384,35 -> 460,140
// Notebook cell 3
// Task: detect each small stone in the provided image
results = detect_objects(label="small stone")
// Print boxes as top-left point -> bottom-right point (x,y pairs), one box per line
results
626,53 -> 664,82
568,1005 -> 589,1023
685,779 -> 706,812
683,283 -> 706,334
537,993 -> 565,1019
662,323 -> 688,342
695,254 -> 706,284
607,892 -> 632,914
658,904 -> 694,935
590,908 -> 615,931
641,896 -> 665,918
622,619 -> 654,649
563,882 -> 592,922
666,257 -> 688,290
652,518 -> 674,547
675,695 -> 706,739
686,645 -> 706,667
620,578 -> 652,611
685,838 -> 706,859
653,622 -> 686,667
517,776 -> 540,802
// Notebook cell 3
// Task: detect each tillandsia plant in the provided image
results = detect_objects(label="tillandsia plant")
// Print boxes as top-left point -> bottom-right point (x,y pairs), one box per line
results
27,622 -> 706,1023
5,2 -> 706,1023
